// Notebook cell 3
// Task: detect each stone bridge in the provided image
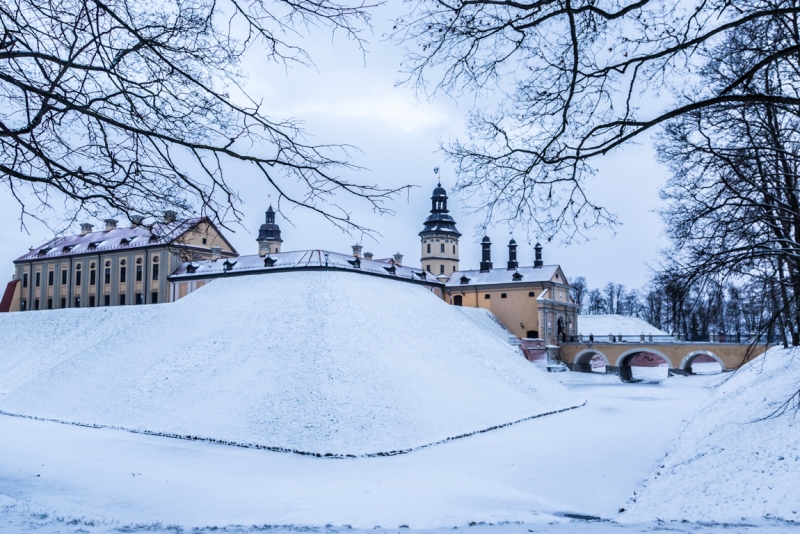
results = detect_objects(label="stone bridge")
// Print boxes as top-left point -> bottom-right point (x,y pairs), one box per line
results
558,341 -> 768,375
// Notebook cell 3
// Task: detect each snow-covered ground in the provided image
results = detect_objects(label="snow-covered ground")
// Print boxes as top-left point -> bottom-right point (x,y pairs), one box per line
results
0,272 -> 580,456
454,306 -> 516,344
0,375 -> 723,529
577,315 -> 668,336
624,347 -> 800,523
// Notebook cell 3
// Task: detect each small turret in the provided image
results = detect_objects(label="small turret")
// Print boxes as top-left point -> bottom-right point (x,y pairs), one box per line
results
507,238 -> 518,270
534,242 -> 543,267
480,236 -> 493,272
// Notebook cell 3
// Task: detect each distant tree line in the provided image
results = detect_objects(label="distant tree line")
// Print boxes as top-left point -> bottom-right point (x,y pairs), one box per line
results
570,275 -> 782,344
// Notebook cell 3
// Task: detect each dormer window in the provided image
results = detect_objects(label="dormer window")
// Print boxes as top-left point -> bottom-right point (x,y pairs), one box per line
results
87,241 -> 101,250
383,265 -> 396,275
120,237 -> 132,246
512,271 -> 523,281
459,275 -> 471,285
149,234 -> 160,243
186,263 -> 197,274
347,257 -> 361,269
223,259 -> 237,271
62,245 -> 75,253
414,271 -> 427,279
37,247 -> 52,256
264,256 -> 277,267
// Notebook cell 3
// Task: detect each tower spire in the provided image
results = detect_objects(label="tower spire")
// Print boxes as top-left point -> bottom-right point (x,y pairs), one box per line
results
419,176 -> 461,278
257,204 -> 283,256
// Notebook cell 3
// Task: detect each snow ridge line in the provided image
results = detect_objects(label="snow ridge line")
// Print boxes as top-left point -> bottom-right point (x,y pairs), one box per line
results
0,402 -> 586,458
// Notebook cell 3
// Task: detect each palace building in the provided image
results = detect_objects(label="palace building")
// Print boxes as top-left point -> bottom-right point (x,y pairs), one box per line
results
416,184 -> 579,344
1,213 -> 236,312
0,184 -> 578,345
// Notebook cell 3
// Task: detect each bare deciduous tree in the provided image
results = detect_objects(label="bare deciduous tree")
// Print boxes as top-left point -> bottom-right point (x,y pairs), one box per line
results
394,0 -> 800,239
658,8 -> 800,347
0,0 -> 402,234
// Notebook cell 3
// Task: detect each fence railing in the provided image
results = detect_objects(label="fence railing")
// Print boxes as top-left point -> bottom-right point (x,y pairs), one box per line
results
568,333 -> 770,344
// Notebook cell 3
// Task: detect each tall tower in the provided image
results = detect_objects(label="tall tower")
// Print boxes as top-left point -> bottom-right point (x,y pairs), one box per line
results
419,182 -> 461,277
257,205 -> 283,256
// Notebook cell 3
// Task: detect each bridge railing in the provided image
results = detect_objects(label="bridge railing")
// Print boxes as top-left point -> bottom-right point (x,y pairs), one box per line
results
568,333 -> 770,344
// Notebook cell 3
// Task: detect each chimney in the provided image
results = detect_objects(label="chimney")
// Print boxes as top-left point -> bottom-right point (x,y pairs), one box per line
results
534,242 -> 543,267
507,239 -> 518,270
211,246 -> 222,260
130,215 -> 144,226
352,244 -> 363,259
364,252 -> 374,260
393,252 -> 403,266
104,219 -> 118,231
480,236 -> 492,272
80,223 -> 94,236
163,210 -> 177,223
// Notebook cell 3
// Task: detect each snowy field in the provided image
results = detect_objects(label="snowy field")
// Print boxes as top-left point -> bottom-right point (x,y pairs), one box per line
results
6,372 -> 796,533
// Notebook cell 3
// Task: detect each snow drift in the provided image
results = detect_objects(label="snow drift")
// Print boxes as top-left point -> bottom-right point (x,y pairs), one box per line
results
0,271 -> 582,456
623,347 -> 800,522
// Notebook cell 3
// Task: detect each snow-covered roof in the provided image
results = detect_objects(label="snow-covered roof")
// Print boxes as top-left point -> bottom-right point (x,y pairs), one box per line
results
170,250 -> 445,287
445,265 -> 562,287
14,218 -> 214,262
577,314 -> 667,335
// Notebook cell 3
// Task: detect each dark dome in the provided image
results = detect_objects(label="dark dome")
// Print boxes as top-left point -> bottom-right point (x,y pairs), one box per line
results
256,205 -> 282,244
419,182 -> 461,238
482,236 -> 491,243
509,238 -> 517,245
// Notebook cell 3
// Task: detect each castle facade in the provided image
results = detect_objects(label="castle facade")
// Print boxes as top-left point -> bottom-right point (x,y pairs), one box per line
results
1,186 -> 579,344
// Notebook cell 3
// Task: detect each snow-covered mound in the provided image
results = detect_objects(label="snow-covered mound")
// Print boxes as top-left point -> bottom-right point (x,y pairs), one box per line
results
0,305 -> 161,395
578,314 -> 667,336
623,347 -> 800,522
0,271 -> 582,456
454,306 -> 516,344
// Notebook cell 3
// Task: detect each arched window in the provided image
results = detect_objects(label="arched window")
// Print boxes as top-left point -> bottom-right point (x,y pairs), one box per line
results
484,294 -> 490,299
529,291 -> 535,297
453,295 -> 463,306
501,293 -> 507,298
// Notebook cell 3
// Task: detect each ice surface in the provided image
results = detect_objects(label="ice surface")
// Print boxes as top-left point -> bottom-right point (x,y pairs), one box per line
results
578,315 -> 668,336
0,271 -> 582,456
624,347 -> 800,522
0,376 -> 719,529
630,365 -> 668,383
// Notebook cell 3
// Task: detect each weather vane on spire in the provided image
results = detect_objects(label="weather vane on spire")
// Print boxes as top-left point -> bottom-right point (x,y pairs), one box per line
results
434,167 -> 440,186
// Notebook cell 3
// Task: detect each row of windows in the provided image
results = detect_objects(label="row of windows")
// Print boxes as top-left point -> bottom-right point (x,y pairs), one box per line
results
426,243 -> 457,254
20,292 -> 159,311
452,291 -> 537,305
22,263 -> 160,288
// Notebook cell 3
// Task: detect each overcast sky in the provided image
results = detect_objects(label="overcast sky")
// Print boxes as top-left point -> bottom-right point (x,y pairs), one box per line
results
0,3 -> 669,292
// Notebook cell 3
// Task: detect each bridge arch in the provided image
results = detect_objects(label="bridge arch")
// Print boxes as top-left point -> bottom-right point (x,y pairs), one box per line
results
616,348 -> 671,382
573,348 -> 610,373
680,350 -> 726,373
615,348 -> 672,368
